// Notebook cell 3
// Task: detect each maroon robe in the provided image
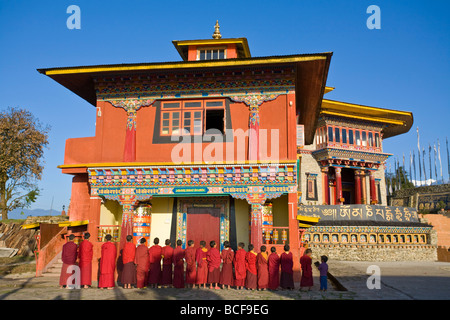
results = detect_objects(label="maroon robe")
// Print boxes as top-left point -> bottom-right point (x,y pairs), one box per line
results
148,244 -> 162,285
219,248 -> 234,286
78,239 -> 93,286
99,241 -> 117,288
172,246 -> 185,288
206,247 -> 221,284
195,247 -> 208,285
121,242 -> 136,285
300,254 -> 314,287
234,248 -> 247,287
245,251 -> 257,289
184,246 -> 196,284
59,241 -> 78,286
161,245 -> 174,285
280,251 -> 294,289
268,252 -> 280,290
256,252 -> 269,289
135,244 -> 149,288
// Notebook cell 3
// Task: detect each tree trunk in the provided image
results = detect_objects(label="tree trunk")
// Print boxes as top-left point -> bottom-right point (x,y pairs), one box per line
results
0,181 -> 8,220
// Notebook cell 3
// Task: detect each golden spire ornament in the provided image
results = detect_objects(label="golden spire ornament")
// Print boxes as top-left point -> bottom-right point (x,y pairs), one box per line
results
212,20 -> 222,39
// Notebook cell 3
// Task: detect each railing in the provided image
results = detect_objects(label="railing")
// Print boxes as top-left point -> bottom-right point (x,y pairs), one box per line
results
262,226 -> 290,246
96,225 -> 120,242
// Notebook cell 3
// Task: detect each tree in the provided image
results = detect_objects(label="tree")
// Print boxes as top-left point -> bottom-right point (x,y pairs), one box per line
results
0,107 -> 50,220
386,165 -> 414,194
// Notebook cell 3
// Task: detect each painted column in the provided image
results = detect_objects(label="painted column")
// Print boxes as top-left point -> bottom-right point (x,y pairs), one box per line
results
369,170 -> 378,204
321,167 -> 329,205
355,170 -> 362,204
108,99 -> 155,162
250,203 -> 263,251
288,192 -> 301,282
229,94 -> 279,161
118,194 -> 139,249
335,167 -> 343,204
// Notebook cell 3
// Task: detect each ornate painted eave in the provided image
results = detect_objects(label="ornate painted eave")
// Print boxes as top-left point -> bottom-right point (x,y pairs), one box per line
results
312,147 -> 391,169
87,161 -> 298,201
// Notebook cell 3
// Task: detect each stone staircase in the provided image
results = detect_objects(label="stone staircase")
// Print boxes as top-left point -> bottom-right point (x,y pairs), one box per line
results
41,252 -> 62,277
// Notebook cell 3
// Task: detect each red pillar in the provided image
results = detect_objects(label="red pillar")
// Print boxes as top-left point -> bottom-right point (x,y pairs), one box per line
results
250,203 -> 263,251
335,167 -> 343,204
355,170 -> 362,204
288,192 -> 301,282
321,167 -> 329,205
369,171 -> 377,204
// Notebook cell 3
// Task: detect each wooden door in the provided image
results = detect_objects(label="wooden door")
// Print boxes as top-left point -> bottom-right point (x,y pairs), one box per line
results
186,207 -> 221,249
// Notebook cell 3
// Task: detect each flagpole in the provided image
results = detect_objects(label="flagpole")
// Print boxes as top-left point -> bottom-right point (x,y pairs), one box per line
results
429,144 -> 432,186
447,137 -> 450,183
434,143 -> 438,185
438,139 -> 443,184
422,147 -> 427,186
417,127 -> 422,186
413,150 -> 417,187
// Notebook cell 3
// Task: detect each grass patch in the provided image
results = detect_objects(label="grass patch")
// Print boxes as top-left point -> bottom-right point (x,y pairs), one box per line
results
0,256 -> 35,276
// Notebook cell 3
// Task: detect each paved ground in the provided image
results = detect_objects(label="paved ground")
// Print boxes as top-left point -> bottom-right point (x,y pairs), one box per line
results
0,260 -> 449,300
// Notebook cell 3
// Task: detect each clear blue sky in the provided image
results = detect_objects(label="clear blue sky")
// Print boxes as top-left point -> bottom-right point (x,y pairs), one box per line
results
0,0 -> 449,211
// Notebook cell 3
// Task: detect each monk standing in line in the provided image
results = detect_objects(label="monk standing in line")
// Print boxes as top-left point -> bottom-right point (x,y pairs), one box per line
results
172,239 -> 185,289
78,232 -> 93,289
99,234 -> 117,289
121,235 -> 136,289
184,240 -> 196,288
161,239 -> 174,288
195,240 -> 208,289
256,245 -> 269,290
219,241 -> 234,290
299,248 -> 314,291
280,244 -> 294,290
148,237 -> 162,288
135,238 -> 149,289
234,242 -> 246,290
59,234 -> 78,289
206,240 -> 221,289
245,244 -> 258,290
268,246 -> 280,291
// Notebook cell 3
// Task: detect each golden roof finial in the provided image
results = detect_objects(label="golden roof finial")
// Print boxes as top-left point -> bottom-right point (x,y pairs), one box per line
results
212,20 -> 222,39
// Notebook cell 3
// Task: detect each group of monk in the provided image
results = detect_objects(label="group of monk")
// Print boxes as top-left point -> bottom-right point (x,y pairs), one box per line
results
60,232 -> 317,291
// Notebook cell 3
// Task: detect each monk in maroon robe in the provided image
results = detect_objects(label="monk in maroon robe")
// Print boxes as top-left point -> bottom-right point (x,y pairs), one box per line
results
172,240 -> 185,289
135,238 -> 149,288
268,246 -> 280,290
99,234 -> 117,289
219,241 -> 234,289
234,242 -> 246,289
78,232 -> 93,288
256,245 -> 269,290
161,239 -> 174,287
206,240 -> 221,289
245,244 -> 258,290
280,244 -> 294,290
184,240 -> 196,288
148,237 -> 162,288
300,248 -> 314,290
59,234 -> 78,288
121,235 -> 136,289
195,240 -> 208,288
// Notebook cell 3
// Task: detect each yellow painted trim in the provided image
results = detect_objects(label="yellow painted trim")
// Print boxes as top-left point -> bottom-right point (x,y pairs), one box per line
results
321,110 -> 405,126
58,160 -> 297,169
58,220 -> 89,227
43,55 -> 328,76
22,223 -> 40,229
322,99 -> 412,116
297,215 -> 321,223
298,222 -> 315,228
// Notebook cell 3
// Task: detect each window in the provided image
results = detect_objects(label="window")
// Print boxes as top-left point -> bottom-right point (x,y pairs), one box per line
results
198,48 -> 226,60
160,99 -> 224,136
355,130 -> 361,146
362,131 -> 367,146
349,129 -> 354,145
334,127 -> 340,143
375,133 -> 380,148
342,128 -> 347,144
368,132 -> 373,147
328,127 -> 333,142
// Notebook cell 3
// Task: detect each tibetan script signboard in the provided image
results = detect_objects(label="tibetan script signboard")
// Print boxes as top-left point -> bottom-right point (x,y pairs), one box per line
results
417,192 -> 450,212
298,205 -> 419,223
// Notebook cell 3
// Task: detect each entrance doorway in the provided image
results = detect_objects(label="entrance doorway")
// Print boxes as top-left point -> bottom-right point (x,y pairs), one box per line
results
186,207 -> 221,249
